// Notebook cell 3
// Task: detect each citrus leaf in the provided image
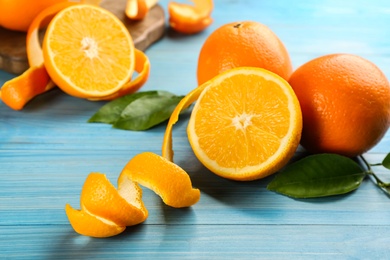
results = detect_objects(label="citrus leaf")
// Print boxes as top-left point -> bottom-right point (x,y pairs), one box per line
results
88,91 -> 175,124
382,153 -> 390,170
267,154 -> 366,198
113,94 -> 185,131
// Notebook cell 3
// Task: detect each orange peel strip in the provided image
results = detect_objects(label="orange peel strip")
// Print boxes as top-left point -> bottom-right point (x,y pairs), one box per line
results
125,0 -> 158,20
162,82 -> 210,161
168,0 -> 213,34
90,49 -> 150,101
119,152 -> 200,208
66,172 -> 148,237
65,204 -> 126,238
0,65 -> 53,110
81,173 -> 148,226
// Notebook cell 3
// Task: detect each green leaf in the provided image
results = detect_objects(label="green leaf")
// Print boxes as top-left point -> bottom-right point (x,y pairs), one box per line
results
267,154 -> 366,198
382,153 -> 390,170
88,91 -> 175,124
113,94 -> 185,131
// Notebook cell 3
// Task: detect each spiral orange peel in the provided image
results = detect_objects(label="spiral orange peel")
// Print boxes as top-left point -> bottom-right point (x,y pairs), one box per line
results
66,153 -> 199,237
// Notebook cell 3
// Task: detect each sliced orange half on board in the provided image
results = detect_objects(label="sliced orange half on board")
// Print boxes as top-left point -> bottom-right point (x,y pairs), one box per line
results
163,67 -> 303,181
42,4 -> 135,99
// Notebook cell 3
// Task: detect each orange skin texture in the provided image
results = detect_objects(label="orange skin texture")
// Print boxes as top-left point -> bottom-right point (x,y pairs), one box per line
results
288,54 -> 390,157
197,21 -> 293,85
0,0 -> 67,31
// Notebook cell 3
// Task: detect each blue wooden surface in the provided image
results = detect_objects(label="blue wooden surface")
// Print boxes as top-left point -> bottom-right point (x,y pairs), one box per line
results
1,0 -> 390,259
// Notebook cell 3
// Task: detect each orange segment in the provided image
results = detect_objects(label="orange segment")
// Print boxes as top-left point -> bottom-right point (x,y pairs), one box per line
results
119,152 -> 200,208
186,67 -> 302,181
0,65 -> 54,110
42,4 -> 135,98
65,204 -> 126,238
90,49 -> 150,101
168,0 -> 213,34
81,173 -> 148,227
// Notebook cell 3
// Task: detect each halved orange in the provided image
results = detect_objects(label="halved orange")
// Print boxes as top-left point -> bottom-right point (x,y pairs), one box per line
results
164,67 -> 302,181
42,4 -> 135,98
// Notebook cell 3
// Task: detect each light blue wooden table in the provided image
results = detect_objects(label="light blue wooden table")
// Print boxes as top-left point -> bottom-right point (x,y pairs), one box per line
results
1,0 -> 390,259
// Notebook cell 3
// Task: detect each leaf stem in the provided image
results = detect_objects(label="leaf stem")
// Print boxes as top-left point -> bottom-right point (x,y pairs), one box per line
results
359,155 -> 390,196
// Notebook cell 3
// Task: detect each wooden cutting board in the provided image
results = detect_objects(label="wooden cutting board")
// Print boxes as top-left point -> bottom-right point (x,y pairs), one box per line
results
0,0 -> 165,75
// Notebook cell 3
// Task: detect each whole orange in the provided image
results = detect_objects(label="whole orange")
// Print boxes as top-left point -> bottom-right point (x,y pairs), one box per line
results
0,0 -> 68,32
197,21 -> 293,85
288,53 -> 390,157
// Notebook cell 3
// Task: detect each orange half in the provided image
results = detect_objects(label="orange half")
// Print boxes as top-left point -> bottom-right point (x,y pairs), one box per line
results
43,4 -> 135,98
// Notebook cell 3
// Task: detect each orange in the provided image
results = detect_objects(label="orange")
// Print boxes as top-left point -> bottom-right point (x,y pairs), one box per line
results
168,0 -> 213,34
42,4 -> 135,98
0,0 -> 67,32
288,53 -> 390,157
197,21 -> 293,85
164,67 -> 302,181
0,0 -> 101,32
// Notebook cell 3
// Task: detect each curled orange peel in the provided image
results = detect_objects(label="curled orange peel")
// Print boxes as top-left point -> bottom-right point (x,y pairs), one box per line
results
162,81 -> 210,161
119,152 -> 200,208
0,64 -> 53,110
168,0 -> 213,34
66,173 -> 148,237
125,0 -> 158,20
66,154 -> 200,237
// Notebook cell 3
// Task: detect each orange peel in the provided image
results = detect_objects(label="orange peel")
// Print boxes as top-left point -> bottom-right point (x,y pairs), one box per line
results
0,64 -> 54,110
66,173 -> 148,237
65,204 -> 126,238
66,155 -> 200,237
125,0 -> 158,20
168,0 -> 213,34
119,152 -> 200,208
162,82 -> 210,161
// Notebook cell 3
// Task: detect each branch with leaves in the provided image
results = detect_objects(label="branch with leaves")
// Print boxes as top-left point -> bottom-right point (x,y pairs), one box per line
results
267,153 -> 390,198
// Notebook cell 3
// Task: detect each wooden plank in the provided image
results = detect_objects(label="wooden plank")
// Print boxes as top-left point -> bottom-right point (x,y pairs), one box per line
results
1,225 -> 390,259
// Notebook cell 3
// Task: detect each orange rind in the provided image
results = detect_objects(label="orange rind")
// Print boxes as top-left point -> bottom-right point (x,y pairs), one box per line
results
125,0 -> 158,20
66,172 -> 148,237
119,152 -> 200,208
65,204 -> 126,238
168,0 -> 213,34
0,65 -> 53,110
